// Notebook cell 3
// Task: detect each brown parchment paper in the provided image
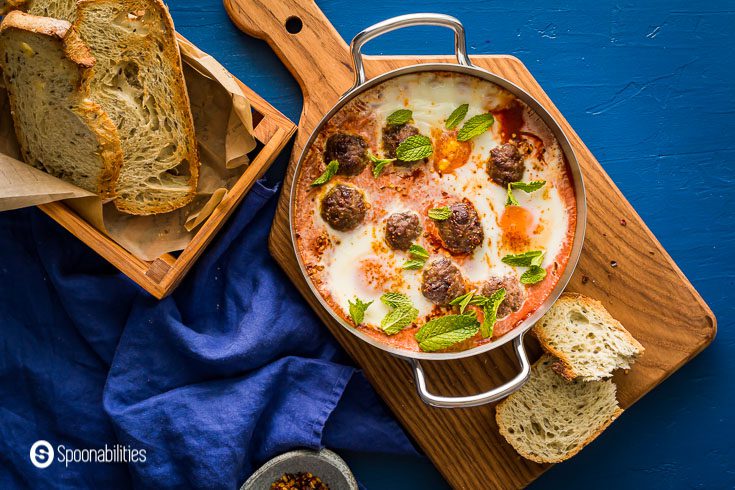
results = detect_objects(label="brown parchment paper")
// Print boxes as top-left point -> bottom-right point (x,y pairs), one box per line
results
0,36 -> 256,261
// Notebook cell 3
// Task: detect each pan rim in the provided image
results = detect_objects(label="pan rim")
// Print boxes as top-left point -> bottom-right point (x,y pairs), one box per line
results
288,62 -> 587,361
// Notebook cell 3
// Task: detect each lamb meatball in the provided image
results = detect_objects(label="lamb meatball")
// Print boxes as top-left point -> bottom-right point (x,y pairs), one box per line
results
320,184 -> 366,231
324,133 -> 369,176
382,123 -> 424,166
385,212 -> 421,250
435,201 -> 484,255
487,143 -> 524,186
481,275 -> 526,318
421,257 -> 466,305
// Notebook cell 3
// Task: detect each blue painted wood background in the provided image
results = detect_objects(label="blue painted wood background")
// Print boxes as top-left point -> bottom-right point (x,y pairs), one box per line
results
168,1 -> 735,488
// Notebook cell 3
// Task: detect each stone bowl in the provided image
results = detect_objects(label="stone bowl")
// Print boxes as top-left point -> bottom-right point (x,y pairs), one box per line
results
241,448 -> 358,490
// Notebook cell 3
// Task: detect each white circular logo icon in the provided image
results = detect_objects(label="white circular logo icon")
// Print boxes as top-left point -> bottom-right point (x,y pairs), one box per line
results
30,440 -> 54,469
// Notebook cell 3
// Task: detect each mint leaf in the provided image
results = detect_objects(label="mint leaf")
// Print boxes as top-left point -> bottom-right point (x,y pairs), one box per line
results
520,265 -> 547,284
506,183 -> 519,206
428,206 -> 452,221
449,290 -> 477,314
368,151 -> 396,177
380,293 -> 418,334
402,244 -> 429,270
506,180 -> 546,206
501,250 -> 544,267
311,159 -> 339,186
415,314 -> 480,352
511,180 -> 546,192
372,161 -> 391,177
451,292 -> 495,309
348,297 -> 373,325
408,244 -> 429,260
530,253 -> 544,267
457,113 -> 494,141
458,293 -> 474,314
386,109 -> 413,126
487,287 -> 507,305
396,134 -> 433,162
469,295 -> 492,307
381,305 -> 418,335
445,103 -> 469,130
401,259 -> 425,270
380,292 -> 413,309
450,290 -> 506,337
480,288 -> 506,338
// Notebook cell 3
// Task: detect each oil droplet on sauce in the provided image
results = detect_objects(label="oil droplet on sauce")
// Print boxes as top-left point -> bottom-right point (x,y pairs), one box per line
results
494,102 -> 524,143
494,101 -> 545,159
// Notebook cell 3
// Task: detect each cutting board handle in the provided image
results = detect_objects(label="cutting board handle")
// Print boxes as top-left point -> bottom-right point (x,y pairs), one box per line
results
224,0 -> 353,114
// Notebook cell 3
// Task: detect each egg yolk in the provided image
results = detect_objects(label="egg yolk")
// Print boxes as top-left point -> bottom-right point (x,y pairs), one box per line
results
432,129 -> 471,174
500,206 -> 533,252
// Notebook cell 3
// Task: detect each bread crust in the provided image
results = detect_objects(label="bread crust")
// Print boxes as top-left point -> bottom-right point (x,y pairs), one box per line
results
74,0 -> 200,215
74,100 -> 123,196
0,0 -> 28,16
0,11 -> 123,197
1,9 -> 68,39
533,292 -> 645,381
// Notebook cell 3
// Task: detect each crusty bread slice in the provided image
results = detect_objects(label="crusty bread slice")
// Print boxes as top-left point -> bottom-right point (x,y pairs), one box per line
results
533,292 -> 644,381
72,0 -> 199,215
496,355 -> 622,464
0,0 -> 76,22
0,11 -> 122,197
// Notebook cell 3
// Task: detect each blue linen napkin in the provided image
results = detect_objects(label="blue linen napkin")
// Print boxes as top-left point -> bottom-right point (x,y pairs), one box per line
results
0,181 -> 417,489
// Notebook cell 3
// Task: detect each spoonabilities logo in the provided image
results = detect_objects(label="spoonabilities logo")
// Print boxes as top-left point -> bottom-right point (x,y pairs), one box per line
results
30,440 -> 54,469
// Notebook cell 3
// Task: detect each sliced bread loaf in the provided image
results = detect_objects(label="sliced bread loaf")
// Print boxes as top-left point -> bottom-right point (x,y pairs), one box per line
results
3,0 -> 79,21
72,0 -> 199,214
533,292 -> 644,381
0,11 -> 122,197
496,355 -> 622,464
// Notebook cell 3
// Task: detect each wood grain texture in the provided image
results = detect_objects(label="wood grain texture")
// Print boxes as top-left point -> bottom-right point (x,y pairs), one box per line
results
224,1 -> 716,488
37,34 -> 296,299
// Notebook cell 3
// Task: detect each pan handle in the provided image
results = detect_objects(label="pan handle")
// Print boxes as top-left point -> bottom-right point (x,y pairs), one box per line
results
348,13 -> 472,92
409,334 -> 531,408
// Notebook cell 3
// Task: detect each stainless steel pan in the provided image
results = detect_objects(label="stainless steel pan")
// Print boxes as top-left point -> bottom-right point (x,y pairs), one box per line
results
289,13 -> 587,408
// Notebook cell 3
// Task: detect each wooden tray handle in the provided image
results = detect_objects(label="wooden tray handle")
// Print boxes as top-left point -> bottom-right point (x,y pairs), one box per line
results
224,0 -> 353,114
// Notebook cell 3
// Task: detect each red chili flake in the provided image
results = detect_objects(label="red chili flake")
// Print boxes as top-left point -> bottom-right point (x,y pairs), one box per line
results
271,472 -> 329,490
620,218 -> 627,226
314,232 -> 331,254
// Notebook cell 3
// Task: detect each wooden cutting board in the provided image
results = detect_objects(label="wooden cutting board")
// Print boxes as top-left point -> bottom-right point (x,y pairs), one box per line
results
224,1 -> 717,488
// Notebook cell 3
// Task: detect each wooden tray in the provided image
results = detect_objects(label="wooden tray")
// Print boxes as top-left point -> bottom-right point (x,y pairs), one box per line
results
224,1 -> 717,488
36,34 -> 296,299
